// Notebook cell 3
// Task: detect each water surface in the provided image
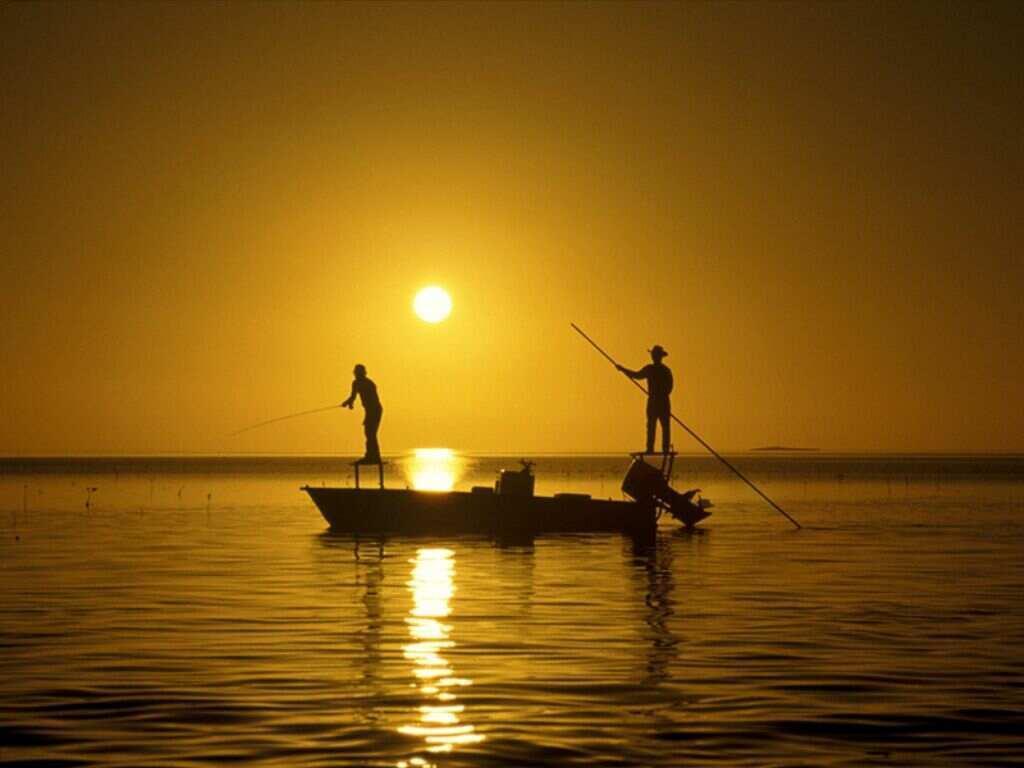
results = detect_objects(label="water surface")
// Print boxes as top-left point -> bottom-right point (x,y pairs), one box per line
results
2,455 -> 1023,766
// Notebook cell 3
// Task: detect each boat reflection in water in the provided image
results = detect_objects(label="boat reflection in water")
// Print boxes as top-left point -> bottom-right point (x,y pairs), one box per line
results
397,548 -> 483,767
405,448 -> 465,492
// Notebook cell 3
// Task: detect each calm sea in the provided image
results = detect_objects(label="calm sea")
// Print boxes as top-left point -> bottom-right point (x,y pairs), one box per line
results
2,454 -> 1023,767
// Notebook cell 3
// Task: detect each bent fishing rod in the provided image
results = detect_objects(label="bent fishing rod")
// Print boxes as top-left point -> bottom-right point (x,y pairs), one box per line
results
228,404 -> 340,437
571,322 -> 801,530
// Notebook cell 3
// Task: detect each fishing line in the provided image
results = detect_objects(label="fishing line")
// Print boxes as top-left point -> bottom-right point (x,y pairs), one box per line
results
228,405 -> 339,437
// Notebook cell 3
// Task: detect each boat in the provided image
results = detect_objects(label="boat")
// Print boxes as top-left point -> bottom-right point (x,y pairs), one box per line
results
303,455 -> 711,537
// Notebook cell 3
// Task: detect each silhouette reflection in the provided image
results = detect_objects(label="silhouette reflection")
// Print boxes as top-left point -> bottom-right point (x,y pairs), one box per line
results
629,529 -> 707,687
637,533 -> 678,687
397,548 -> 483,765
356,549 -> 384,707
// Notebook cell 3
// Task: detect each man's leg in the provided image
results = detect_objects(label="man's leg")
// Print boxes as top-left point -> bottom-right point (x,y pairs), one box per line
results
659,411 -> 671,454
364,410 -> 382,462
645,411 -> 656,454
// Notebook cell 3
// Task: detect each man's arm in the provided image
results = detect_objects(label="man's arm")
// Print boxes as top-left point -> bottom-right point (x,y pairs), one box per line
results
341,381 -> 356,408
616,364 -> 644,380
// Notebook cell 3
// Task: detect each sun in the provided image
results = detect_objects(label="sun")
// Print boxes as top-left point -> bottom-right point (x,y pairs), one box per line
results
413,286 -> 452,323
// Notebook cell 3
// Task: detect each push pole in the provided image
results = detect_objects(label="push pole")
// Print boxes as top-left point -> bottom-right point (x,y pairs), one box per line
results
570,323 -> 801,530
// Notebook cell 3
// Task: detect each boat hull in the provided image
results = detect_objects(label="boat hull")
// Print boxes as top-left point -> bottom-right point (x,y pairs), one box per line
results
302,487 -> 659,536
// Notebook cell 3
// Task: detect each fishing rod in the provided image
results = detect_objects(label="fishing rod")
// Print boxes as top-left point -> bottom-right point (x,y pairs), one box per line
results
570,322 -> 801,530
228,405 -> 339,437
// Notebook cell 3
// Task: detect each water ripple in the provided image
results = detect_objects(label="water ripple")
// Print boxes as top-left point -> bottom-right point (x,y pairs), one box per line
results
2,463 -> 1024,765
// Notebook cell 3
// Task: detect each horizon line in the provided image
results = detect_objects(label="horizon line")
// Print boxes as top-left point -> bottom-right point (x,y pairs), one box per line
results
3,450 -> 1024,460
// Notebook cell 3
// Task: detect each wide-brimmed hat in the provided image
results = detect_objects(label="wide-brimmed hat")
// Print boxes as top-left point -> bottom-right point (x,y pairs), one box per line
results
649,345 -> 668,358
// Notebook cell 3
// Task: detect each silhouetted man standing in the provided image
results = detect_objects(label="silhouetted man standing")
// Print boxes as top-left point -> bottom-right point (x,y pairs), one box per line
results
617,345 -> 673,454
342,364 -> 382,464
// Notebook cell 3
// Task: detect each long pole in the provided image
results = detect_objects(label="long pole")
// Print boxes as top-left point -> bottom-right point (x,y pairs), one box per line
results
229,405 -> 339,437
571,323 -> 801,530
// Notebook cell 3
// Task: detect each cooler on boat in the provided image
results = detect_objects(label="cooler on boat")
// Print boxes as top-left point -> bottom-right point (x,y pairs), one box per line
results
496,460 -> 535,497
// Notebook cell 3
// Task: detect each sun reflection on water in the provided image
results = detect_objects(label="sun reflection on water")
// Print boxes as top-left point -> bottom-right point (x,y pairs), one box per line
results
397,548 -> 483,767
406,448 -> 464,492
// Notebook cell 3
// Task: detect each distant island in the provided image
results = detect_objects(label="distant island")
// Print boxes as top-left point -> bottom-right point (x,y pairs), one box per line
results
750,446 -> 820,452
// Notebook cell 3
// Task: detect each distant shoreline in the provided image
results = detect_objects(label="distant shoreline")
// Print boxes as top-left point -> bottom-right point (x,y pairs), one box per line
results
750,446 -> 820,452
3,452 -> 1024,471
5,450 -> 1024,462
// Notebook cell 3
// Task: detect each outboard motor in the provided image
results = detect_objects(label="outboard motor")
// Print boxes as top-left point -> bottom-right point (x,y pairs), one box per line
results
496,459 -> 535,497
622,457 -> 712,529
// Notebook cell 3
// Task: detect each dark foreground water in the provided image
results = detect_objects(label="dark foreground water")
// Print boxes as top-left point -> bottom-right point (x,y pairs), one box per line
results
2,454 -> 1024,767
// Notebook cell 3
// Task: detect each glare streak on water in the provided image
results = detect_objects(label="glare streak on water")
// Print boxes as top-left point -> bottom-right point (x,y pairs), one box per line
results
1,455 -> 1023,766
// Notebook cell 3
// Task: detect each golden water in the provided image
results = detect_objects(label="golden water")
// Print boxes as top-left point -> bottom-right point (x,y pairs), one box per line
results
2,455 -> 1023,766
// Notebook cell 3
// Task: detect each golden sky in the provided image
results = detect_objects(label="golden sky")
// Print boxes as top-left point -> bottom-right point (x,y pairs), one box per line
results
2,1 -> 1021,455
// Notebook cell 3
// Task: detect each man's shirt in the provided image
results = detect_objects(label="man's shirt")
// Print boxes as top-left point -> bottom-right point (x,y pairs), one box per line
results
639,363 -> 673,404
352,378 -> 381,411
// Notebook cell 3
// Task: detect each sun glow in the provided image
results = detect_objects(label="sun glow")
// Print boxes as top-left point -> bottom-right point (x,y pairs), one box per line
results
413,286 -> 452,323
407,448 -> 463,492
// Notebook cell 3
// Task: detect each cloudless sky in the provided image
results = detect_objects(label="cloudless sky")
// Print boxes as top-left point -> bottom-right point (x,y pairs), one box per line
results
2,1 -> 1021,455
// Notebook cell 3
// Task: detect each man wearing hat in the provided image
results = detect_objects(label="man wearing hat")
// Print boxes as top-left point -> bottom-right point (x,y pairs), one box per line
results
616,345 -> 673,454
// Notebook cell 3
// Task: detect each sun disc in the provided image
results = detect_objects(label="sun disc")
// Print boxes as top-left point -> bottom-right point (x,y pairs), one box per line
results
414,286 -> 452,323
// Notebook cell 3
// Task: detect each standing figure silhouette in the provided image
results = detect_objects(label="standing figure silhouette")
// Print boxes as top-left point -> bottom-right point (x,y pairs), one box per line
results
342,364 -> 383,463
616,345 -> 673,454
